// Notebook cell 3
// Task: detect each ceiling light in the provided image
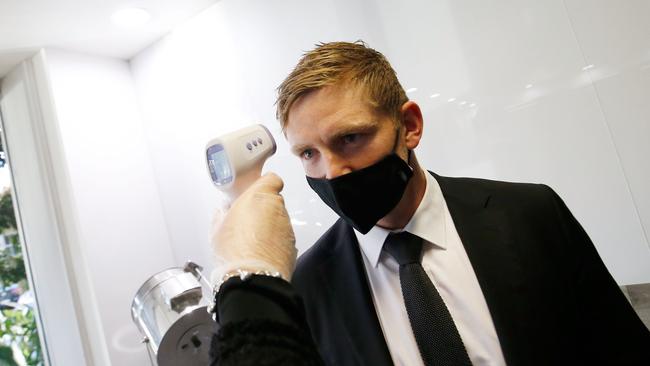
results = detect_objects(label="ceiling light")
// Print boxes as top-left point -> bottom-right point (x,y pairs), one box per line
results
447,98 -> 456,103
430,93 -> 440,98
525,84 -> 533,89
112,8 -> 151,28
582,64 -> 595,71
459,101 -> 467,106
406,87 -> 418,93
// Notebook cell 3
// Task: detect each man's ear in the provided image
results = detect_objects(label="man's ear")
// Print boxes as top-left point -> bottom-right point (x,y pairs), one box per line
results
400,101 -> 424,150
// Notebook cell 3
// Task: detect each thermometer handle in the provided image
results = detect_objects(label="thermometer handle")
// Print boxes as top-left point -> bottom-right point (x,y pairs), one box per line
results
227,165 -> 263,199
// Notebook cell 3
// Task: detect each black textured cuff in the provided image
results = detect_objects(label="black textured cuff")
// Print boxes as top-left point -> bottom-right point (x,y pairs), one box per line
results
215,275 -> 305,326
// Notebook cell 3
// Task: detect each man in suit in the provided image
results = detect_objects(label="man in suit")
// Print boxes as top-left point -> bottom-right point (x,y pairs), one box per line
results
275,41 -> 649,365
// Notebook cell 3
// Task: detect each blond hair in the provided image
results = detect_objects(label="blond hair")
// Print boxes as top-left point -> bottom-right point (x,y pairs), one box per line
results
276,41 -> 408,131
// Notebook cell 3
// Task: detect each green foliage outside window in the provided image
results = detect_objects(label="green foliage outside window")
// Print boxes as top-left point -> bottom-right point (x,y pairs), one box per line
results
0,309 -> 41,365
0,251 -> 26,288
0,188 -> 44,365
0,189 -> 16,231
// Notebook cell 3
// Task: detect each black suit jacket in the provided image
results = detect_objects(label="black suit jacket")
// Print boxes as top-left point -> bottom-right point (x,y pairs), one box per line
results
292,173 -> 650,365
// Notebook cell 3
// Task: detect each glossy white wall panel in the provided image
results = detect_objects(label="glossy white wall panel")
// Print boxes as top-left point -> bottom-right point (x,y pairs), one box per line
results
564,0 -> 650,283
589,68 -> 650,259
564,0 -> 650,69
45,49 -> 174,365
130,0 -> 650,284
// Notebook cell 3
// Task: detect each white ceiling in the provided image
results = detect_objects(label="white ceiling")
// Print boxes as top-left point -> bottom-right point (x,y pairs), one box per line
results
0,0 -> 220,77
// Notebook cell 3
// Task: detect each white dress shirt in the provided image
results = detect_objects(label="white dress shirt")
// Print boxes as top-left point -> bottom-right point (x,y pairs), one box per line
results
354,172 -> 507,366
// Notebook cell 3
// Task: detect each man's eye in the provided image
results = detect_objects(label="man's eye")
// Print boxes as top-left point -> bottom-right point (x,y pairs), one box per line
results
342,134 -> 359,144
301,149 -> 314,160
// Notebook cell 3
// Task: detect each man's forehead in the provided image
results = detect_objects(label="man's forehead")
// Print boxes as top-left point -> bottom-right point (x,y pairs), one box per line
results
285,85 -> 378,141
287,83 -> 374,123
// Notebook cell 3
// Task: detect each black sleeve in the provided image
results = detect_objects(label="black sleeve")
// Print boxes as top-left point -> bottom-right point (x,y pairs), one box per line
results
209,275 -> 324,366
547,186 -> 650,364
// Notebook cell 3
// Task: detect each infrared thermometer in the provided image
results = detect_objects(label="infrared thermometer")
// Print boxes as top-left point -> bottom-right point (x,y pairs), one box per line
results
205,124 -> 277,198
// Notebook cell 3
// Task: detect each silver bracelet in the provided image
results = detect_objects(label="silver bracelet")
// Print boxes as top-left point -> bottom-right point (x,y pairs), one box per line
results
207,269 -> 283,318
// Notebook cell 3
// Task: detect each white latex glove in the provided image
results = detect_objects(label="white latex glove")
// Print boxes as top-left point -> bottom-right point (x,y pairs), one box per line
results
211,173 -> 297,281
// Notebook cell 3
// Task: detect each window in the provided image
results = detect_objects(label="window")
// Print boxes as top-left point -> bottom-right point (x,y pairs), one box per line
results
0,138 -> 44,365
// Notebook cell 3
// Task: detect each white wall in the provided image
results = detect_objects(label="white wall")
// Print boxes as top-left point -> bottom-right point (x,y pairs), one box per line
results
131,0 -> 650,285
43,49 -> 175,365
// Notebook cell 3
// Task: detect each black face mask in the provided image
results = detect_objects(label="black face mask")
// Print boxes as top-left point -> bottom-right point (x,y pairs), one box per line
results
306,152 -> 413,234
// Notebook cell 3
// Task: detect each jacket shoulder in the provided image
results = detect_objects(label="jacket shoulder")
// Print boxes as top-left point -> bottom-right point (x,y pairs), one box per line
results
433,172 -> 556,206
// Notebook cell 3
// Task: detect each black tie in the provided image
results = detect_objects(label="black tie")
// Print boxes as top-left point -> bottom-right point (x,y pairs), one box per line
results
383,231 -> 472,366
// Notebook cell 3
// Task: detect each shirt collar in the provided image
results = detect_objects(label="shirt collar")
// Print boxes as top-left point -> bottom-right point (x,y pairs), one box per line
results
355,172 -> 447,268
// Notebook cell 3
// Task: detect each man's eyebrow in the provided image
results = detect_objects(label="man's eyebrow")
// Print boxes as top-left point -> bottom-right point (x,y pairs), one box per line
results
327,119 -> 379,141
289,119 -> 380,155
290,143 -> 311,156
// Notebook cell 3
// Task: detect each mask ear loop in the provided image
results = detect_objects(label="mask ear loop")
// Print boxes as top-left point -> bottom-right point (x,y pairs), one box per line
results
391,125 -> 414,172
407,150 -> 413,169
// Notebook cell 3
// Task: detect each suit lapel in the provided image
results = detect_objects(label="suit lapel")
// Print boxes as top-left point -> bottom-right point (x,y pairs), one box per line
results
433,172 -> 530,365
319,220 -> 393,366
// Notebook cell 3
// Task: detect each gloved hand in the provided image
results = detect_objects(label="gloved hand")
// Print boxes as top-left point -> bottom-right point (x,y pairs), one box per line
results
211,173 -> 297,281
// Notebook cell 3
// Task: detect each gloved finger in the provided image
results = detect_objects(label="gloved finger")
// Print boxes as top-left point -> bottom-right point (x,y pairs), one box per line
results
210,204 -> 230,243
211,200 -> 231,224
251,172 -> 284,194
